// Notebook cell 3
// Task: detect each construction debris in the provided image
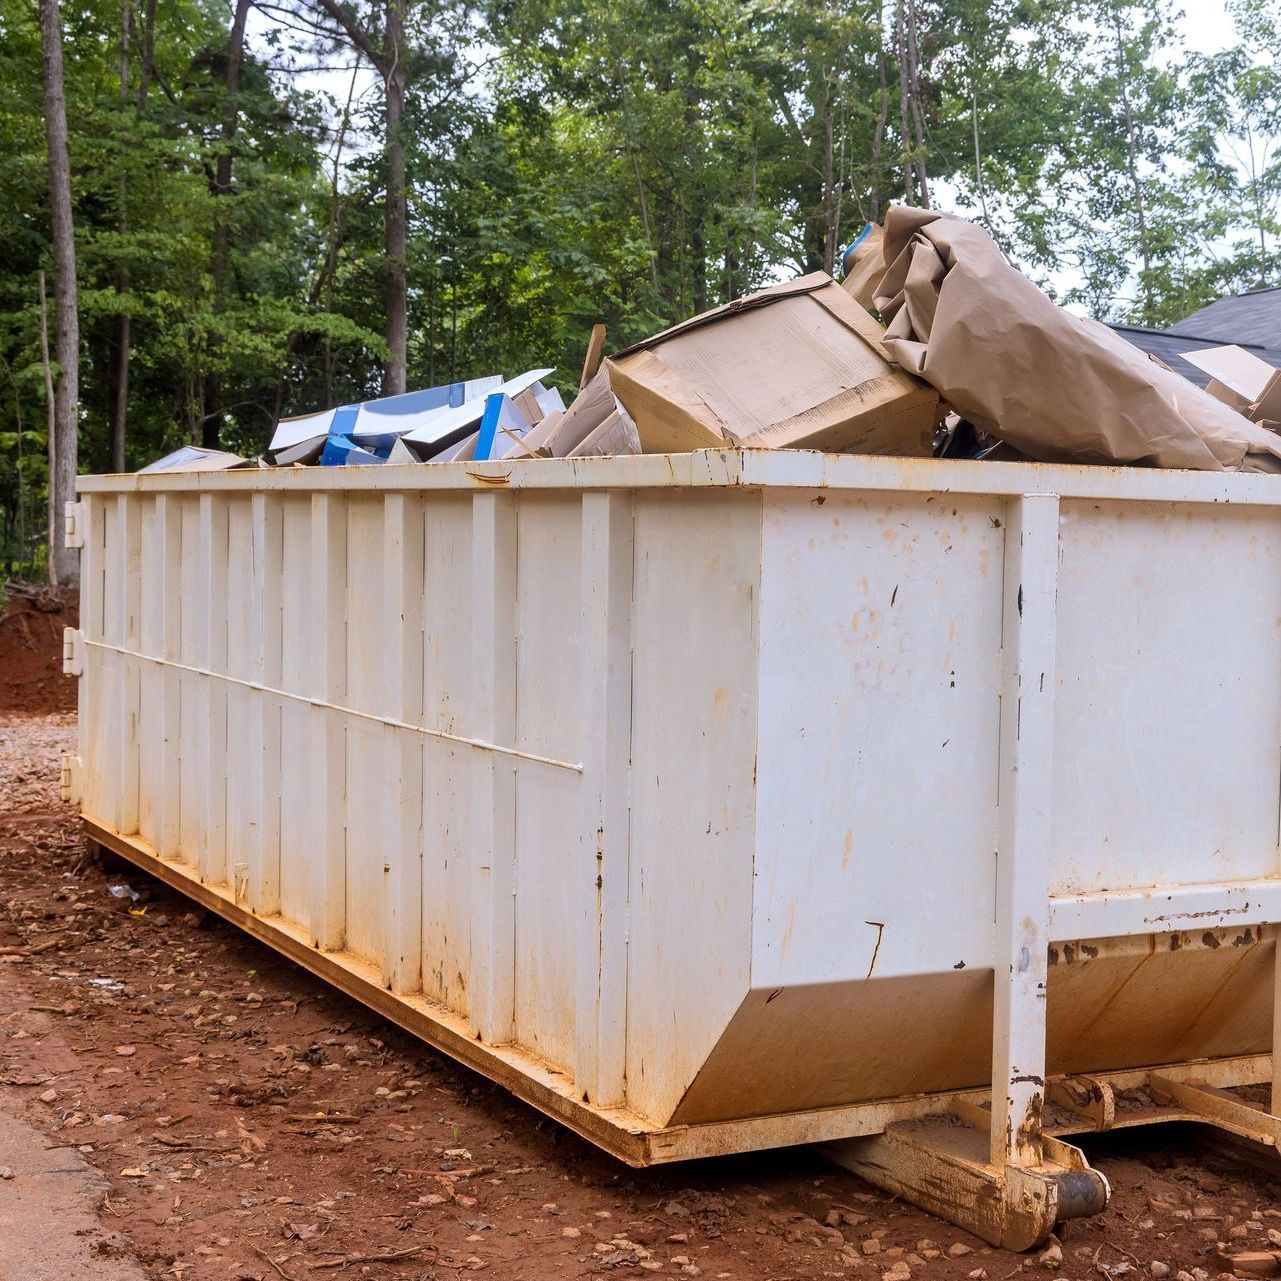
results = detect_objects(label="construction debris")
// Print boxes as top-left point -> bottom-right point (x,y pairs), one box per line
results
852,205 -> 1281,472
135,208 -> 1281,476
137,445 -> 251,474
1182,344 -> 1281,424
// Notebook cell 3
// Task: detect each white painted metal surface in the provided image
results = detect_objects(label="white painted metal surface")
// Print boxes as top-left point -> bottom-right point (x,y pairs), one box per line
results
70,449 -> 1281,1166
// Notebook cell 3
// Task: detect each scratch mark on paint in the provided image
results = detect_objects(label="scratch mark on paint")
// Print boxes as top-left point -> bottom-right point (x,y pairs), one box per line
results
865,921 -> 885,980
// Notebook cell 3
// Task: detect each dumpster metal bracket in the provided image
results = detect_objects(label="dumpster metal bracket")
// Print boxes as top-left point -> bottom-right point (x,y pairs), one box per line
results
823,1106 -> 1109,1252
1147,1073 -> 1281,1144
1047,1075 -> 1116,1132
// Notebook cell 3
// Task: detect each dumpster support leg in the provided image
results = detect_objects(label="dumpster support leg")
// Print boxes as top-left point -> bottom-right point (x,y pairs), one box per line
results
824,1110 -> 1109,1252
829,497 -> 1111,1253
991,493 -> 1059,1170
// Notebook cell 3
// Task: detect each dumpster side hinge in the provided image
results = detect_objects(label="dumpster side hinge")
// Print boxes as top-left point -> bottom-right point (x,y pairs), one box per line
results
60,754 -> 81,804
62,627 -> 84,677
64,500 -> 87,549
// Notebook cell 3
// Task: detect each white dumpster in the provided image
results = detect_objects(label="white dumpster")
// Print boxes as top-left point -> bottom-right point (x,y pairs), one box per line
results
68,449 -> 1281,1248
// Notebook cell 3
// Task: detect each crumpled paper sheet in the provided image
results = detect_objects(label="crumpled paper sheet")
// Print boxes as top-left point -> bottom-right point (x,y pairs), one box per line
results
851,206 -> 1281,472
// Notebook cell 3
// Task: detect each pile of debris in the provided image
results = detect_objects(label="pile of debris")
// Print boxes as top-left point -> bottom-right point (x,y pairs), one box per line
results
143,207 -> 1281,477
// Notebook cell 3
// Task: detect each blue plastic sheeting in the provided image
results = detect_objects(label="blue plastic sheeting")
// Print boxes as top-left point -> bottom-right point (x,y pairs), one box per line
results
318,434 -> 391,467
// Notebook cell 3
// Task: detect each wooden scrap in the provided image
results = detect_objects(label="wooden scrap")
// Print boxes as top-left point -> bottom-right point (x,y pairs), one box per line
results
579,324 -> 606,389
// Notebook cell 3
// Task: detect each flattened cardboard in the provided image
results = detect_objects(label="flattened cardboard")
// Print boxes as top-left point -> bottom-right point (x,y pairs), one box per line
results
1183,345 -> 1281,423
606,272 -> 937,456
542,365 -> 622,456
431,431 -> 479,463
139,446 -> 248,474
502,409 -> 562,458
567,405 -> 641,458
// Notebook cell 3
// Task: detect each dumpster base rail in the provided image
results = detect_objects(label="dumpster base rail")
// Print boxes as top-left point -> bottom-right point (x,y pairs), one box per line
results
84,819 -> 1281,1250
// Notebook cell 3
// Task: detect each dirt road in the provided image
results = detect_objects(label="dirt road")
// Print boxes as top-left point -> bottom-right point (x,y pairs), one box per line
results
3,710 -> 1281,1281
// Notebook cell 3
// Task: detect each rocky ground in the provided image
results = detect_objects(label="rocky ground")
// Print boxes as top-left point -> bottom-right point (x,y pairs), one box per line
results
2,620 -> 1281,1280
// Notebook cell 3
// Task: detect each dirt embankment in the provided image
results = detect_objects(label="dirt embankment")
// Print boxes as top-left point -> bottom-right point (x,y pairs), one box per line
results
0,584 -> 78,715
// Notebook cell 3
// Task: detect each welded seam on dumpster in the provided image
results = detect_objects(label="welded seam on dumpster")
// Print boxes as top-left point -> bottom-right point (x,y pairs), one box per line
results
83,639 -> 584,772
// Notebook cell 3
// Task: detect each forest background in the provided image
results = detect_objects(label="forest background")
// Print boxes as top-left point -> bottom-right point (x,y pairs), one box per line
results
2,0 -> 1278,575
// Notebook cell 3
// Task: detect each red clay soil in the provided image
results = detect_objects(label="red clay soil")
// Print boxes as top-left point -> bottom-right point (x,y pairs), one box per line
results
0,585 -> 78,715
3,601 -> 1281,1280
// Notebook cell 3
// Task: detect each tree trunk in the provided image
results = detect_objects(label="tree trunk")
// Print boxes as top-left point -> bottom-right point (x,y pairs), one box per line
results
205,0 -> 252,448
38,272 -> 57,572
821,89 -> 836,275
382,0 -> 407,396
110,0 -> 132,473
895,1 -> 912,204
1112,12 -> 1151,320
870,1 -> 889,222
904,0 -> 930,208
39,0 -> 80,586
135,0 -> 156,107
683,39 -> 706,314
310,0 -> 407,391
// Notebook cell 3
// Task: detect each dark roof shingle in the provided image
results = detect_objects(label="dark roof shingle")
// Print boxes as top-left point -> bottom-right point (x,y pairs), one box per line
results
1108,324 -> 1281,388
1169,287 -> 1281,349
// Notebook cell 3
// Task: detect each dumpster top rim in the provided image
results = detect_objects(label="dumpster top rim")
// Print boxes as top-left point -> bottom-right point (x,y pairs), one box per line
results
75,448 -> 1281,509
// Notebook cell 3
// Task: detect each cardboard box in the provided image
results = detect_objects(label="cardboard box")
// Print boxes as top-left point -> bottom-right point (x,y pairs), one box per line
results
605,273 -> 938,455
1182,345 -> 1281,423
